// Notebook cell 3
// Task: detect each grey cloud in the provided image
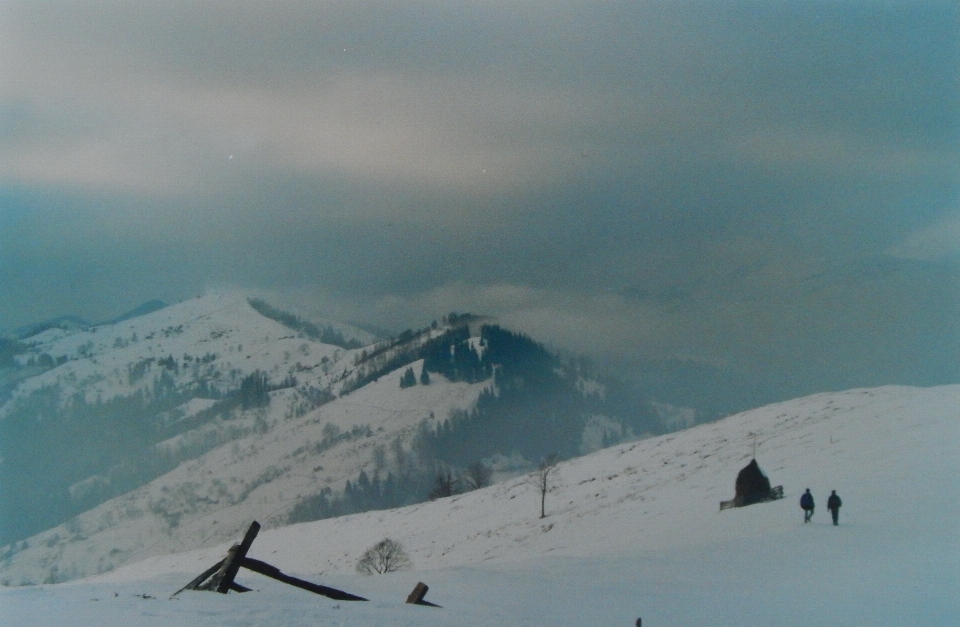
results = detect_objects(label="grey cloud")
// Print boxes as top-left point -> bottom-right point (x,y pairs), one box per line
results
1,0 -> 957,393
891,212 -> 960,261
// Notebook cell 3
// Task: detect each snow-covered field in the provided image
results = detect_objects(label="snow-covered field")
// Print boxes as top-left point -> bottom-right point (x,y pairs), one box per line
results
3,385 -> 958,626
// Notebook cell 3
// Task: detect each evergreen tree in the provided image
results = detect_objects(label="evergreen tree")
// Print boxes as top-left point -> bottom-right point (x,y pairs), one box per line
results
239,370 -> 270,409
399,367 -> 417,388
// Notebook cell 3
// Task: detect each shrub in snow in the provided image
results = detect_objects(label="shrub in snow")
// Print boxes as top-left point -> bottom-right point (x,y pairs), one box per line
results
356,538 -> 412,575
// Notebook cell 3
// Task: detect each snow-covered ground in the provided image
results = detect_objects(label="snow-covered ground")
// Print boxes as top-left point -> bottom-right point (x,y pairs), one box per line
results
3,385 -> 958,626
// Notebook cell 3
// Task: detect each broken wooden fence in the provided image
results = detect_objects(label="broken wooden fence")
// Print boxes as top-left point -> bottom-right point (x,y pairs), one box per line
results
171,521 -> 439,607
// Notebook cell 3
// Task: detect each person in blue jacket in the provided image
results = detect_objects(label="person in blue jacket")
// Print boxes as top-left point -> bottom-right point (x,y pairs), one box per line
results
827,490 -> 842,526
800,488 -> 815,523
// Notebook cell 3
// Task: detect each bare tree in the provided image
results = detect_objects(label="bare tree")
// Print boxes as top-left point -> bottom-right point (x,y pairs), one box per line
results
534,453 -> 560,518
356,538 -> 412,575
428,468 -> 458,500
463,461 -> 493,491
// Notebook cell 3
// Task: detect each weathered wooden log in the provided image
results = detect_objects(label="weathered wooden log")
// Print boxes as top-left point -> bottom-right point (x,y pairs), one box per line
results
205,521 -> 261,594
169,558 -> 226,598
405,581 -> 440,607
240,557 -> 368,601
406,582 -> 428,604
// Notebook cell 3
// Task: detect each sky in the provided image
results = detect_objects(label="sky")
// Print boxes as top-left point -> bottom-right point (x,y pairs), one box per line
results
1,0 -> 958,392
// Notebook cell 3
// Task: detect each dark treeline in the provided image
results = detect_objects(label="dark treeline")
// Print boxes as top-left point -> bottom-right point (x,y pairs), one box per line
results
415,325 -> 590,465
288,467 -> 436,523
0,381 -> 195,546
353,324 -> 660,473
247,298 -> 363,349
346,323 -> 497,394
0,366 -> 304,547
288,456 -> 491,525
338,326 -> 436,395
421,326 -> 488,383
288,325 -> 661,527
418,325 -> 660,466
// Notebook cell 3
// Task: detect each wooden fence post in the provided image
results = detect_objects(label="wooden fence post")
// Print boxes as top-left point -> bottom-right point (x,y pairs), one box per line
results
406,581 -> 440,607
206,521 -> 260,594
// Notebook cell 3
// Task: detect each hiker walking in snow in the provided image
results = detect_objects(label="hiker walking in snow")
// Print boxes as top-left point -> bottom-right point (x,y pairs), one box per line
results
800,488 -> 815,523
827,490 -> 842,526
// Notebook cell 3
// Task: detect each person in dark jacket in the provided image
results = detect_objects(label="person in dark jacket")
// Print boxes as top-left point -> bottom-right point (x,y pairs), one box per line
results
827,490 -> 842,526
800,488 -> 815,523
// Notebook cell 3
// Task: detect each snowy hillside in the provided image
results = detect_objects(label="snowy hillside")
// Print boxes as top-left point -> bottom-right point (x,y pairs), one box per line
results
0,295 -> 494,583
3,384 -> 957,627
2,295 -> 646,585
0,294 -> 380,551
2,293 -> 368,411
0,360 -> 492,585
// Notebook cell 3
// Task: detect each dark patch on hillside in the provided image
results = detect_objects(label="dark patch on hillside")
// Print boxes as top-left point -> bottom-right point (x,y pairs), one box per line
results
247,298 -> 364,349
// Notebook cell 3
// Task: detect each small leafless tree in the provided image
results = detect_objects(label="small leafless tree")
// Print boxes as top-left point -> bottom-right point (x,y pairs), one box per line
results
534,453 -> 560,518
356,538 -> 412,575
463,461 -> 493,491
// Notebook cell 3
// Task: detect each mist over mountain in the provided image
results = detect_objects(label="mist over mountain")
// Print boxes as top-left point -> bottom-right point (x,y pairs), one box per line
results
5,301 -> 170,341
0,294 -> 669,582
3,1 -> 956,418
1,289 -> 954,587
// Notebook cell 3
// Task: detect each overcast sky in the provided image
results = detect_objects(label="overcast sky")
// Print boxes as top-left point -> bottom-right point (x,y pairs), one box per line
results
1,0 -> 958,391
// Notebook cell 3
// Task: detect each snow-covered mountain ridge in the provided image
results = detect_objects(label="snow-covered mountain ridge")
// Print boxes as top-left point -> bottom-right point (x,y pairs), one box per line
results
1,294 -> 382,550
2,293 -> 371,412
0,294 -> 644,585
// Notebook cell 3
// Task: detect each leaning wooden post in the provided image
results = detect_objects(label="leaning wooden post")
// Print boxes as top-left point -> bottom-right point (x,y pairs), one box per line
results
208,521 -> 260,594
406,581 -> 440,607
169,558 -> 226,598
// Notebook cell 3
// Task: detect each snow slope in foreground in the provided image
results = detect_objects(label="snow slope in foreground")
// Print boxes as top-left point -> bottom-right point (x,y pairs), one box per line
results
3,385 -> 958,627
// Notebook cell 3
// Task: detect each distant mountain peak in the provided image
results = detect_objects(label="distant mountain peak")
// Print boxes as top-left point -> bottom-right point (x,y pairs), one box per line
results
13,315 -> 90,339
